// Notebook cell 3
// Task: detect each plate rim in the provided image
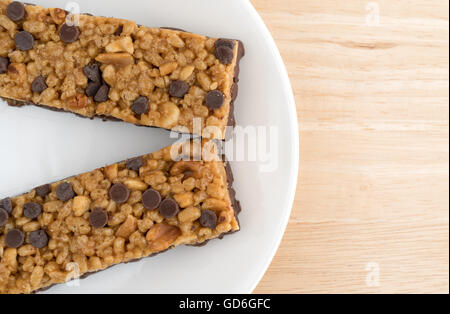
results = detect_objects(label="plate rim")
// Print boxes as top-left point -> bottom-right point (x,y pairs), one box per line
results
241,1 -> 300,293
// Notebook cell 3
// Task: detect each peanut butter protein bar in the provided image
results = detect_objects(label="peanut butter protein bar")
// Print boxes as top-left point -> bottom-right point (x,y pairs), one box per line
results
0,1 -> 244,139
0,140 -> 241,294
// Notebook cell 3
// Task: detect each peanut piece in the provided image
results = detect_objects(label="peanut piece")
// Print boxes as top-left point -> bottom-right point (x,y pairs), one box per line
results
102,65 -> 116,86
146,223 -> 181,251
4,248 -> 17,270
167,34 -> 185,48
179,65 -> 195,81
113,237 -> 125,255
122,22 -> 137,36
174,192 -> 194,208
105,164 -> 118,181
158,102 -> 180,129
23,221 -> 40,232
197,72 -> 211,91
30,266 -> 44,288
44,201 -> 63,213
88,256 -> 102,271
73,196 -> 91,217
66,94 -> 89,109
96,53 -> 134,67
18,245 -> 36,257
49,8 -> 66,24
124,178 -> 148,191
159,62 -> 178,76
105,36 -> 134,54
0,15 -> 17,32
201,198 -> 228,211
178,206 -> 201,223
115,215 -> 137,238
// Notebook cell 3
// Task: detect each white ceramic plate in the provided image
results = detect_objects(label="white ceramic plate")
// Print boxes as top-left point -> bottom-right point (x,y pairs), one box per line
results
0,0 -> 298,293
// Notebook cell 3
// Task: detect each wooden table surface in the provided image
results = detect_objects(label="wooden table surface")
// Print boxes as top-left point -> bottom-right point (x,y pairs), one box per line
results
251,0 -> 449,294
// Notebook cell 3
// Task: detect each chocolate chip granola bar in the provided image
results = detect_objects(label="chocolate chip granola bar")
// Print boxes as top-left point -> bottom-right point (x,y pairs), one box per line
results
0,1 -> 244,139
0,140 -> 241,294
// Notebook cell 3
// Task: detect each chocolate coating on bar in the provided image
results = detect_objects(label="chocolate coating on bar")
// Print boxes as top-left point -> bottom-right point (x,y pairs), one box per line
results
161,27 -> 189,32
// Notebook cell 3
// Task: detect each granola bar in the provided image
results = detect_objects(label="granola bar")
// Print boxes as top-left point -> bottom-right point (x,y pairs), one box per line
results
0,1 -> 244,139
0,140 -> 241,294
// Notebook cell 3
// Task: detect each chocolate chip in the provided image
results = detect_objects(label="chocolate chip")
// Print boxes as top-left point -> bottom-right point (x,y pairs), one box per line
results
83,64 -> 101,82
85,80 -> 102,97
0,57 -> 9,74
0,208 -> 9,227
169,80 -> 190,98
89,208 -> 108,228
6,1 -> 25,22
205,90 -> 225,109
199,210 -> 217,229
0,198 -> 13,214
5,229 -> 24,248
29,230 -> 49,248
35,184 -> 51,198
225,162 -> 234,185
23,202 -> 42,219
131,96 -> 149,115
31,75 -> 48,93
142,189 -> 161,210
56,182 -> 75,202
215,38 -> 235,50
59,23 -> 80,43
94,84 -> 109,102
126,157 -> 143,171
109,183 -> 130,204
215,46 -> 234,65
14,31 -> 34,51
159,198 -> 179,218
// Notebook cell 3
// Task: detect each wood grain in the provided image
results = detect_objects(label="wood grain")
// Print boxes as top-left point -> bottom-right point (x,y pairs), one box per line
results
251,0 -> 449,294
